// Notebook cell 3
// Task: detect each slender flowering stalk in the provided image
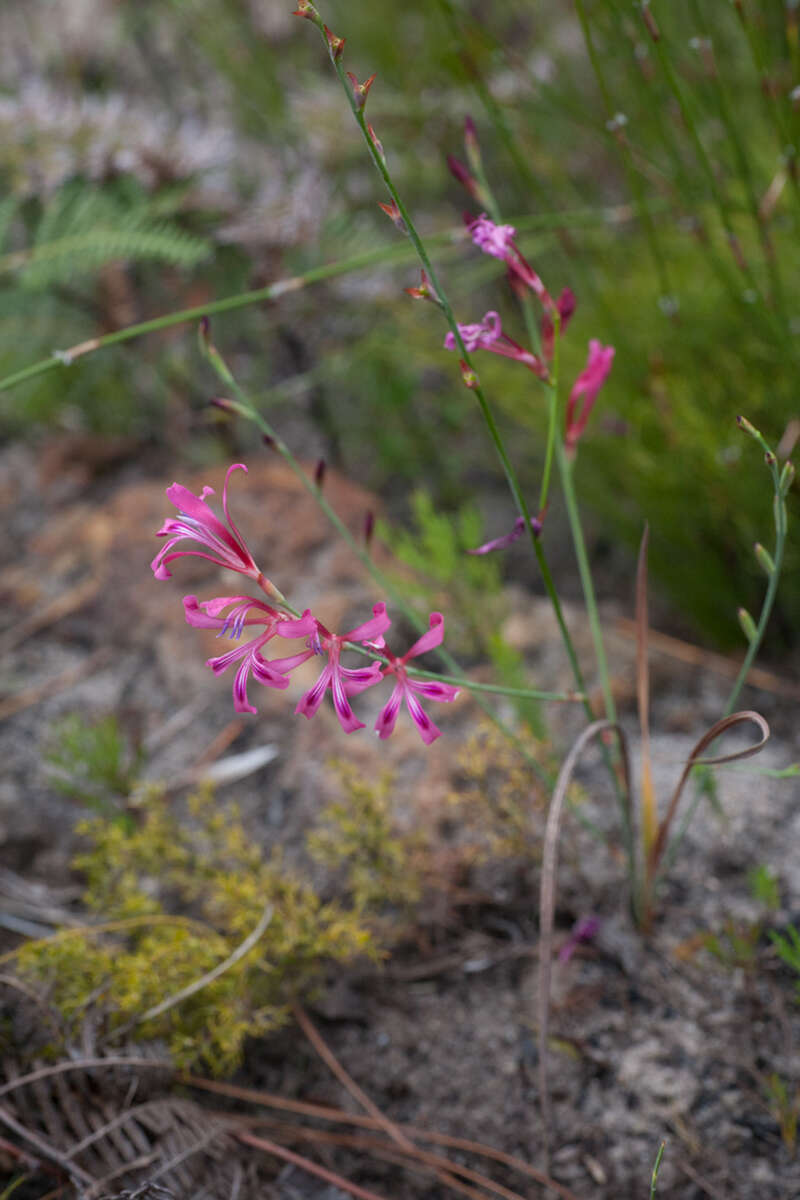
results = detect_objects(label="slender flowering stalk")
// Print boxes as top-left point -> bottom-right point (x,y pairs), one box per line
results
444,311 -> 548,378
183,595 -> 317,714
368,613 -> 460,744
295,604 -> 391,733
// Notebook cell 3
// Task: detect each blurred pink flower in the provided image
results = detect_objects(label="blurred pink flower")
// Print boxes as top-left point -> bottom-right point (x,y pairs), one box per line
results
369,613 -> 460,745
152,463 -> 263,585
444,311 -> 547,377
565,340 -> 615,454
295,603 -> 391,734
467,214 -> 553,309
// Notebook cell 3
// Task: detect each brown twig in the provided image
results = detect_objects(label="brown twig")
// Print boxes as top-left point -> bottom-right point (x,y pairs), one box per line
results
0,1057 -> 171,1102
237,1129 -> 391,1200
180,1075 -> 581,1199
0,1105 -> 95,1186
538,720 -> 631,1172
292,1003 -> 486,1200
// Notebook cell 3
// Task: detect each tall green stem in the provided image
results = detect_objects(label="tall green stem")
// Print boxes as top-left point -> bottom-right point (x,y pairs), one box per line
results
307,11 -> 593,715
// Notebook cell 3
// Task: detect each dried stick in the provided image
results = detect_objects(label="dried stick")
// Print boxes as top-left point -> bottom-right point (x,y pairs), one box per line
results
237,1129 -> 391,1200
292,1003 -> 485,1200
537,719 -> 630,1172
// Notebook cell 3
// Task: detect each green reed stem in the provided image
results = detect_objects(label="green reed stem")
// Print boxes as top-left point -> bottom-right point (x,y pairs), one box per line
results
688,0 -> 787,314
722,431 -> 788,717
643,5 -> 778,317
305,10 -> 593,721
0,201 -> 656,399
556,438 -> 617,725
574,0 -> 674,305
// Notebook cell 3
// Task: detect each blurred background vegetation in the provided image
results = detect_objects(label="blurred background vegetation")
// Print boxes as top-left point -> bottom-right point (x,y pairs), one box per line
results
1,0 -> 797,651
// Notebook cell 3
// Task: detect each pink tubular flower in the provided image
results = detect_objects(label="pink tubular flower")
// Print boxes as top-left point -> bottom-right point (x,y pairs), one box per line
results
565,340 -> 616,454
152,464 -> 265,586
444,311 -> 548,378
184,595 -> 317,714
467,512 -> 544,555
295,603 -> 391,734
467,213 -> 554,310
370,613 -> 460,745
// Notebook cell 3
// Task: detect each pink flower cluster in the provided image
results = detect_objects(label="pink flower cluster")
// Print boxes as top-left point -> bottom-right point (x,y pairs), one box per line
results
444,213 -> 614,453
152,465 -> 459,744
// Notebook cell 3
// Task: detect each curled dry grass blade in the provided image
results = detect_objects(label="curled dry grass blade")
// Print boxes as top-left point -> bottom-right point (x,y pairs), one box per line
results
537,719 -> 632,1168
647,710 -> 770,880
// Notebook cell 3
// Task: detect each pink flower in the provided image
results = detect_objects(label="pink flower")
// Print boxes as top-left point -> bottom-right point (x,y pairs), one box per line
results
468,213 -> 517,259
152,464 -> 264,585
444,311 -> 548,378
467,214 -> 554,310
295,603 -> 391,734
467,512 -> 544,555
183,595 -> 316,714
565,340 -> 616,454
370,613 -> 460,745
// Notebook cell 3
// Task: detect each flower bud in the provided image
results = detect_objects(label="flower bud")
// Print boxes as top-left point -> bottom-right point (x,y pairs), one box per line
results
314,458 -> 326,488
736,414 -> 760,439
367,124 -> 385,165
779,460 -> 796,496
346,71 -> 376,112
754,542 -> 775,576
292,1 -> 321,24
640,1 -> 660,40
324,24 -> 345,61
464,115 -> 481,171
459,359 -> 479,389
404,269 -> 440,304
737,607 -> 759,644
364,510 -> 375,548
378,199 -> 407,234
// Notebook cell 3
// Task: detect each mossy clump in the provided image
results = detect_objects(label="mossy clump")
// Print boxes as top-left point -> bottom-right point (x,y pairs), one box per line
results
15,786 -> 375,1073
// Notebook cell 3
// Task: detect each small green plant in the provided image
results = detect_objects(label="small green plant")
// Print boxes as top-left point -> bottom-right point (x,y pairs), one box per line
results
308,760 -> 425,916
762,1072 -> 799,1157
700,864 -> 781,970
771,922 -> 800,995
14,787 -> 375,1073
379,489 -> 504,655
46,713 -> 142,823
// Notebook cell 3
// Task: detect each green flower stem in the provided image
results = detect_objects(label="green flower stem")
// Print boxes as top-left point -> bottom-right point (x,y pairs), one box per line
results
644,6 -> 777,318
574,0 -> 673,304
538,316 -> 561,515
688,0 -> 788,315
0,202 -> 656,399
311,15 -> 592,718
556,438 -> 617,726
722,437 -> 788,718
405,669 -> 584,702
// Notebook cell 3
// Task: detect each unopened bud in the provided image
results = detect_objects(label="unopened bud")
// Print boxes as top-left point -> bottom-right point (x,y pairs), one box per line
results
459,359 -> 479,389
262,433 -> 277,451
404,268 -> 440,304
346,71 -> 376,112
754,542 -> 775,575
736,414 -> 760,439
780,460 -> 796,495
367,124 -> 385,165
463,115 -> 481,171
364,510 -> 375,547
377,199 -> 407,233
314,458 -> 326,488
292,1 -> 321,24
446,155 -> 479,199
737,607 -> 759,644
323,24 -> 345,61
640,1 -> 661,40
210,396 -> 234,412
